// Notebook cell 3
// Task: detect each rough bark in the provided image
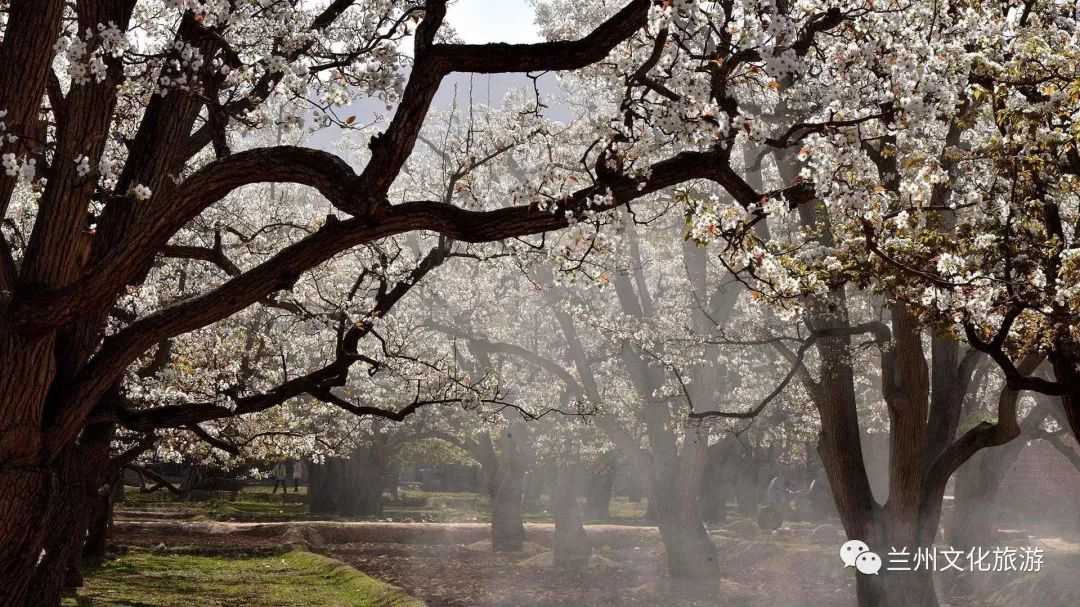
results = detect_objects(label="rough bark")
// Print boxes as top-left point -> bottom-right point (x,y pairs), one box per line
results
0,424 -> 113,607
29,485 -> 92,607
0,467 -> 51,606
83,477 -> 123,561
698,443 -> 726,524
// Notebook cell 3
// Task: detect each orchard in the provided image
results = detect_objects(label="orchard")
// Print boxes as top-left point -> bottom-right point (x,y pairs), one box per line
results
0,1 -> 1077,606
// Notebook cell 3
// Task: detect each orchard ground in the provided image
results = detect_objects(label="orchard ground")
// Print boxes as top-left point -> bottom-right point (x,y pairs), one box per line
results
63,485 -> 1080,607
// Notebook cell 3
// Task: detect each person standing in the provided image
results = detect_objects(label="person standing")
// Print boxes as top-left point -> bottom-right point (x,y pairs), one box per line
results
292,460 -> 303,493
272,462 -> 288,494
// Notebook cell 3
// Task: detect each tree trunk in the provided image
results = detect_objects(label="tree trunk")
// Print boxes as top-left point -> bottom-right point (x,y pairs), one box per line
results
0,468 -> 52,606
309,452 -> 385,517
0,424 -> 114,607
856,560 -> 939,607
353,439 -> 388,516
552,463 -> 591,569
308,458 -> 338,515
29,485 -> 92,607
699,442 -> 731,524
0,334 -> 59,607
523,465 -> 546,506
1051,349 -> 1080,444
733,453 -> 760,515
699,481 -> 728,524
654,429 -> 717,578
490,428 -> 527,552
583,457 -> 616,521
352,461 -> 384,517
490,469 -> 526,551
83,494 -> 114,561
84,469 -> 124,561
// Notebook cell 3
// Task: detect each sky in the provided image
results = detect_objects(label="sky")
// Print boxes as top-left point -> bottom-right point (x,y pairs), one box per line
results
445,0 -> 544,44
314,0 -> 570,149
431,0 -> 557,116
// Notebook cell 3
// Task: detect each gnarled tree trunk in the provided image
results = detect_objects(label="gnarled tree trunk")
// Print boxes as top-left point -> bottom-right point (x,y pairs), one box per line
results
2,423 -> 114,607
0,335 -> 63,607
0,468 -> 52,607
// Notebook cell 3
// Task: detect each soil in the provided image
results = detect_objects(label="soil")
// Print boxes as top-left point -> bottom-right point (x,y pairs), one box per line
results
112,520 -> 853,606
110,520 -> 1080,607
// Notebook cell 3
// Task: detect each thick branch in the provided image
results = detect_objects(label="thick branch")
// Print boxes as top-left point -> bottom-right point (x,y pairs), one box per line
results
921,353 -> 1043,519
185,424 -> 240,456
432,0 -> 650,74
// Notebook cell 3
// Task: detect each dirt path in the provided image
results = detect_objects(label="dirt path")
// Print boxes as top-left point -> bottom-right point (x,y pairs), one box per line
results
112,520 -> 852,606
114,520 -> 659,547
112,520 -> 1080,607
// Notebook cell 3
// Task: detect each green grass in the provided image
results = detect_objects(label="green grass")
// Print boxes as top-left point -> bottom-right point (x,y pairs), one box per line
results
62,549 -> 425,607
120,485 -> 651,524
604,497 -> 650,522
386,491 -> 650,524
122,485 -> 308,522
201,498 -> 307,521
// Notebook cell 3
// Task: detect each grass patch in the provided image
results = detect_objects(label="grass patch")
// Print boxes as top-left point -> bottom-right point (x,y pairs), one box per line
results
120,485 -> 653,525
62,549 -> 425,607
604,497 -> 650,522
122,485 -> 308,522
202,499 -> 308,521
385,490 -> 486,523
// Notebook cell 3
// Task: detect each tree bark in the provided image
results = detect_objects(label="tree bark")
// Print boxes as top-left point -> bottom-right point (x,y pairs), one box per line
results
0,423 -> 114,607
29,484 -> 92,607
524,464 -> 547,506
654,429 -> 717,578
83,485 -> 118,561
490,427 -> 527,552
0,333 -> 60,607
309,449 -> 386,518
700,440 -> 741,524
583,455 -> 617,521
730,444 -> 761,516
0,468 -> 51,606
552,463 -> 591,569
490,470 -> 526,551
854,565 -> 938,607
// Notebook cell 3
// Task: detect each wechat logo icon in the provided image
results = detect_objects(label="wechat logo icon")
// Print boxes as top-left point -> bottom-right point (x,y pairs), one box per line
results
840,539 -> 881,575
